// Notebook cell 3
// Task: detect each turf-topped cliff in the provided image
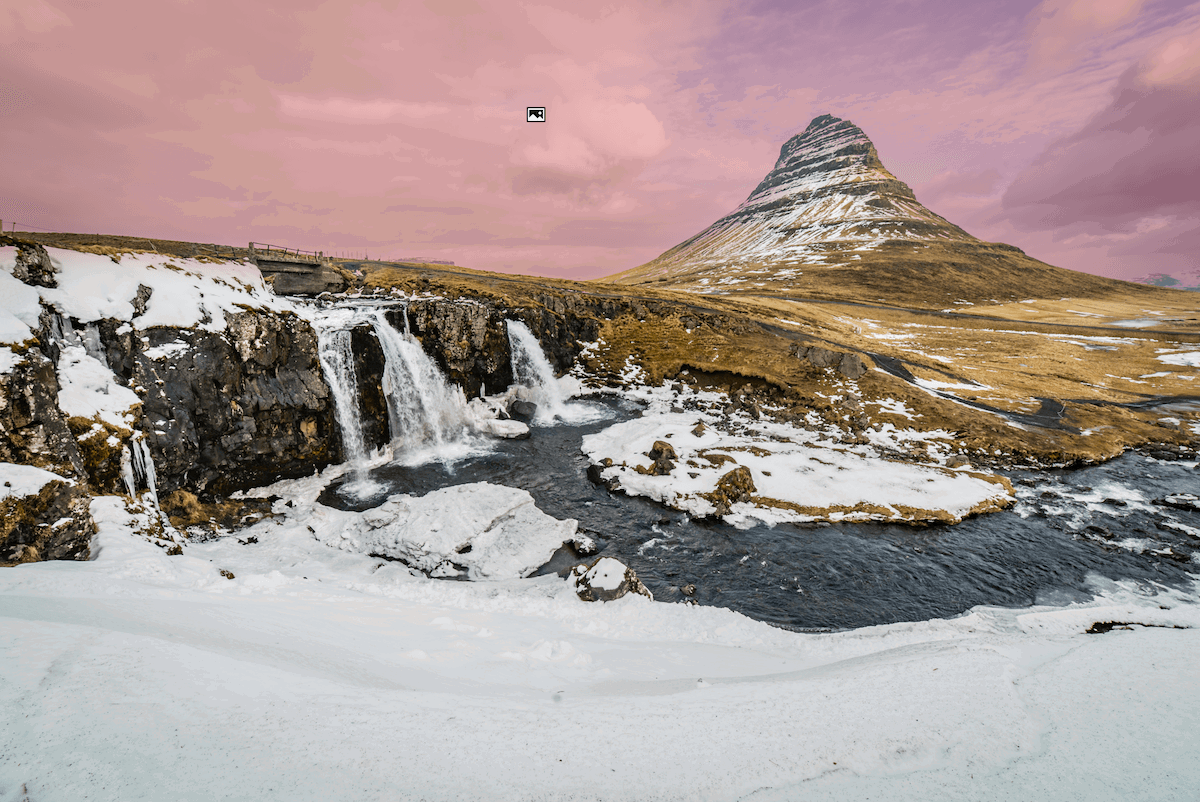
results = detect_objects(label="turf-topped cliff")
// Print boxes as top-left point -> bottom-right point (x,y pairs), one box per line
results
607,115 -> 1145,307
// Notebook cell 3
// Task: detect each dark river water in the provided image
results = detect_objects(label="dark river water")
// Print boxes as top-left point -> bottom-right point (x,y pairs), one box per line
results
320,398 -> 1200,631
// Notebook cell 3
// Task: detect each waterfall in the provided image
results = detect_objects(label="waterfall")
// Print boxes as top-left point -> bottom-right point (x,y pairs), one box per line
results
315,324 -> 384,497
506,320 -> 569,423
370,310 -> 475,458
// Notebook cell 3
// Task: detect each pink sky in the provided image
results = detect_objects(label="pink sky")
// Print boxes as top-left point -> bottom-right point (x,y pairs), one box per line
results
3,0 -> 1198,281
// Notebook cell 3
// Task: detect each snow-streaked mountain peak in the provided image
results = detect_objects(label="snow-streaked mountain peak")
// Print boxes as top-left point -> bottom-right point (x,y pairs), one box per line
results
610,114 -> 981,292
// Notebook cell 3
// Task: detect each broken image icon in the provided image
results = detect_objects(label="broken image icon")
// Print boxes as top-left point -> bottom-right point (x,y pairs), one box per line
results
527,107 -> 546,122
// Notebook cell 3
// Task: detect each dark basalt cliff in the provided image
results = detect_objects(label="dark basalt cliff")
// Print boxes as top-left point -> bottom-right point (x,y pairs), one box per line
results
122,310 -> 339,495
0,238 -> 635,565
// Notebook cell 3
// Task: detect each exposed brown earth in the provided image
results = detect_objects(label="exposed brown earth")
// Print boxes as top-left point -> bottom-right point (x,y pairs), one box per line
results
350,259 -> 1199,468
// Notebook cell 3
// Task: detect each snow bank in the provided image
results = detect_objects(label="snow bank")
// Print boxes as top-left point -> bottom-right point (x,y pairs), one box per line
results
1,491 -> 1198,802
3,245 -> 291,341
37,248 -> 289,330
0,463 -> 71,500
318,482 -> 577,579
0,346 -> 20,375
0,248 -> 42,345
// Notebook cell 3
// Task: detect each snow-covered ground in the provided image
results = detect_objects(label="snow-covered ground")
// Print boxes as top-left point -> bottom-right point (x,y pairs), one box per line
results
2,481 -> 1198,801
0,246 -> 288,337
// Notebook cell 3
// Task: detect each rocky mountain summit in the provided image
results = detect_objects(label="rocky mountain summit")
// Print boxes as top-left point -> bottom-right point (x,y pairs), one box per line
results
609,115 -> 1136,307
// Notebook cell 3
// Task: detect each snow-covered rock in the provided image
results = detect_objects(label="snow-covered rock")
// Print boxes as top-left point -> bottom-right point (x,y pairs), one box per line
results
1,462 -> 91,565
0,462 -> 71,501
570,556 -> 653,602
323,482 -> 578,580
481,418 -> 531,439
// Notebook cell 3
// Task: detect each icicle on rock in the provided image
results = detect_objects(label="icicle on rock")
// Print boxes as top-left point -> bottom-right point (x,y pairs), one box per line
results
130,434 -> 158,506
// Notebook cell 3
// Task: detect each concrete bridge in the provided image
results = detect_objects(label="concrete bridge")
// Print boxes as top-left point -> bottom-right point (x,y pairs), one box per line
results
248,243 -> 346,295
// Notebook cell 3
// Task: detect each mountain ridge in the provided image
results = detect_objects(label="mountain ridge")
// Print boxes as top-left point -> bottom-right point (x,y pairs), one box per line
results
605,115 -> 1147,308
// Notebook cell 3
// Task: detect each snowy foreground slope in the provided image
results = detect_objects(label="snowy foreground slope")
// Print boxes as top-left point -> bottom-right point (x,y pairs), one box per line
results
2,473 -> 1199,802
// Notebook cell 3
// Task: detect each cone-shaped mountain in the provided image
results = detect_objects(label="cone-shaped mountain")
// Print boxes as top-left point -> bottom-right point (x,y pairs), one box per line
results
606,115 -> 1131,307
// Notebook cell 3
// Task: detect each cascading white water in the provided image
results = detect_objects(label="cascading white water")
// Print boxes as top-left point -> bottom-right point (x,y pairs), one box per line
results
315,324 -> 383,496
370,310 -> 475,458
506,320 -> 569,423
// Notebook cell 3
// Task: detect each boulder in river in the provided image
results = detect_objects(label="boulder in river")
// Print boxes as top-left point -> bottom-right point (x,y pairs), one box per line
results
481,419 -> 531,440
571,557 -> 653,602
507,398 -> 539,421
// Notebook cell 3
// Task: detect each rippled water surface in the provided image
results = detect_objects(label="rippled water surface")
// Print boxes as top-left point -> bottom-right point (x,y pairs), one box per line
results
321,398 -> 1200,631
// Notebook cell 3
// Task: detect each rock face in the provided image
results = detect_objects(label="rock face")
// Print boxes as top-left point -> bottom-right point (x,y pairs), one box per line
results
1,472 -> 93,565
2,240 -> 341,501
0,347 -> 88,481
400,302 -> 512,397
258,262 -> 348,296
128,310 -> 338,494
571,557 -> 654,602
348,324 -> 390,455
400,298 -> 603,398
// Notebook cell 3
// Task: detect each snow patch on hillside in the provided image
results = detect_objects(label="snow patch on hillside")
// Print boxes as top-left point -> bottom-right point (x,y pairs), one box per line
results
1,245 -> 291,336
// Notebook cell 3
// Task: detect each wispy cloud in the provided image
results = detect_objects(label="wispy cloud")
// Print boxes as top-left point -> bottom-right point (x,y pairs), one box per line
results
2,0 -> 1197,279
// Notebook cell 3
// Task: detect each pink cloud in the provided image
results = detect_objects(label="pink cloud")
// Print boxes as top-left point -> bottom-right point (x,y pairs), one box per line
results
1000,22 -> 1200,277
2,0 -> 1197,281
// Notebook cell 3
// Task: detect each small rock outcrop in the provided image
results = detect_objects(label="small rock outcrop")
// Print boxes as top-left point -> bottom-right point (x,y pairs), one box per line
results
571,557 -> 653,602
11,244 -> 58,288
1,468 -> 93,566
792,345 -> 873,379
646,440 -> 677,476
706,465 -> 757,516
586,458 -> 620,491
